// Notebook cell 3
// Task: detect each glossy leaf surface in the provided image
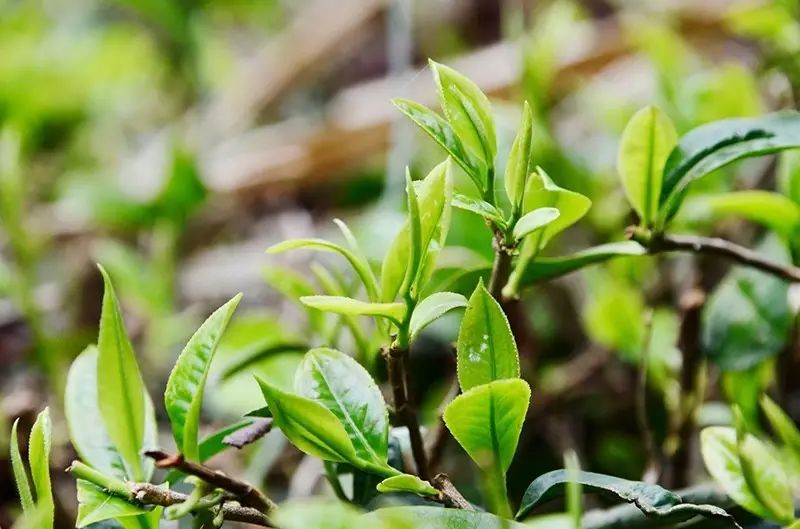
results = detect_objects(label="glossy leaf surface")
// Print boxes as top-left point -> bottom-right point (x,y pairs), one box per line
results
409,291 -> 468,339
165,294 -> 241,461
295,348 -> 389,465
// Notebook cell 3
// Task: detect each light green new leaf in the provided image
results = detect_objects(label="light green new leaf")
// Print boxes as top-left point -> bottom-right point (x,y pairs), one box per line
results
382,160 -> 453,301
520,168 -> 591,250
267,239 -> 379,302
256,376 -> 357,463
761,395 -> 800,455
28,408 -> 53,529
76,480 -> 152,528
696,190 -> 800,239
295,348 -> 389,465
96,265 -> 147,481
392,98 -> 485,190
512,207 -> 560,241
431,61 -> 496,174
376,474 -> 438,496
457,282 -> 519,391
65,346 -> 127,478
452,193 -> 506,228
736,427 -> 795,524
701,426 -> 793,524
505,101 -> 535,212
300,296 -> 406,326
10,419 -> 34,511
517,241 -> 646,287
443,378 -> 530,474
165,294 -> 242,461
409,292 -> 467,339
778,149 -> 800,206
366,506 -> 529,529
617,106 -> 677,226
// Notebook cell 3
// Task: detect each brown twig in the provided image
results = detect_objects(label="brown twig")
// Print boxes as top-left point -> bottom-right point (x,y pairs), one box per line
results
144,450 -> 276,513
130,483 -> 273,527
667,289 -> 706,488
432,473 -> 474,510
383,344 -> 430,480
628,228 -> 800,282
223,418 -> 274,449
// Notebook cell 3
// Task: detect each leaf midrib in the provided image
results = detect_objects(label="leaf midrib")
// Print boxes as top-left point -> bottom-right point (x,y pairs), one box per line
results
111,304 -> 142,479
310,356 -> 382,464
643,109 -> 657,224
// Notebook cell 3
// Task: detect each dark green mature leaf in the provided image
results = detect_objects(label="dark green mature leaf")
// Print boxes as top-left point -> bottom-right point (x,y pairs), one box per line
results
443,378 -> 530,474
505,101 -> 535,213
659,111 -> 800,224
165,294 -> 242,461
452,193 -> 506,228
256,376 -> 357,463
512,207 -> 560,241
10,420 -> 34,512
617,106 -> 677,226
367,506 -> 528,528
702,237 -> 792,371
431,61 -> 496,177
393,98 -> 485,189
267,238 -> 379,302
382,160 -> 453,301
96,265 -> 148,481
65,346 -> 126,478
701,426 -> 793,524
517,241 -> 646,286
28,408 -> 53,528
409,291 -> 468,339
76,480 -> 152,528
516,469 -> 738,526
457,281 -> 519,391
295,348 -> 389,466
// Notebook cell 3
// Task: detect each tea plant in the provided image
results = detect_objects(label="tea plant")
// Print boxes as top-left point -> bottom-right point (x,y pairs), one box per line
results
9,60 -> 800,529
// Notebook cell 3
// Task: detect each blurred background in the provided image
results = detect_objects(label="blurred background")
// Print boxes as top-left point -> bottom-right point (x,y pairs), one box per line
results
2,0 -> 800,526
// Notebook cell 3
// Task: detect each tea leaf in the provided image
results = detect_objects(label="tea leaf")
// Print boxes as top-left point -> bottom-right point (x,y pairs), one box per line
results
520,168 -> 591,250
366,506 -> 528,529
702,237 -> 791,371
431,61 -> 496,177
382,160 -> 452,301
617,106 -> 677,226
443,378 -> 530,475
65,346 -> 127,478
267,239 -> 379,302
393,98 -> 484,191
10,419 -> 34,511
76,480 -> 152,528
516,469 -> 735,526
505,101 -> 535,212
452,193 -> 506,228
457,281 -> 519,391
693,190 -> 800,239
28,408 -> 53,529
165,294 -> 242,461
376,474 -> 438,496
295,348 -> 389,465
300,296 -> 406,326
701,426 -> 792,523
256,376 -> 357,463
760,395 -> 800,455
659,111 -> 800,224
409,291 -> 468,339
512,207 -> 560,241
96,265 -> 147,481
517,241 -> 646,286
